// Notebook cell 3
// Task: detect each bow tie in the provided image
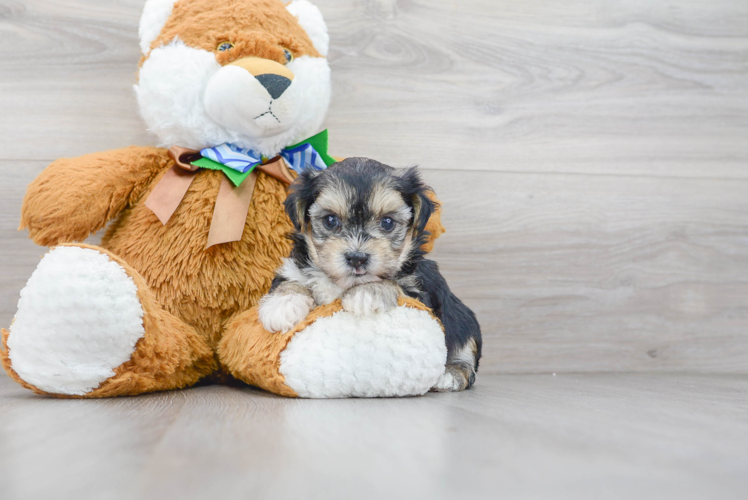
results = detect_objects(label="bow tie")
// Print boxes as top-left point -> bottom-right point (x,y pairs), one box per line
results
145,130 -> 335,248
201,140 -> 329,178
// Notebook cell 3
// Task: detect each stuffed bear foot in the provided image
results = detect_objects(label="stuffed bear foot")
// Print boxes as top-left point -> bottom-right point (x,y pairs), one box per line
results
220,298 -> 448,398
4,245 -> 145,396
1,244 -> 215,398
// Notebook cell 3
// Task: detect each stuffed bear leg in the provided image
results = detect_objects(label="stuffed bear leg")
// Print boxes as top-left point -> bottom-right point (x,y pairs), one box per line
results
1,244 -> 215,398
218,298 -> 447,398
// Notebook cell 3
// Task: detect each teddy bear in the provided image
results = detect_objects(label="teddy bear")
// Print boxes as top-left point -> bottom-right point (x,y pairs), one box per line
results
1,0 -> 447,398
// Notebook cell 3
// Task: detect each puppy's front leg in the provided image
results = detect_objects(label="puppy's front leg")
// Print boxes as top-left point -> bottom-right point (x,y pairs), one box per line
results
342,280 -> 401,316
259,282 -> 314,333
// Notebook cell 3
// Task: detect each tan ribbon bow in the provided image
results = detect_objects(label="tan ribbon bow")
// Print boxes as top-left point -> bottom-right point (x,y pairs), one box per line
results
145,146 -> 295,248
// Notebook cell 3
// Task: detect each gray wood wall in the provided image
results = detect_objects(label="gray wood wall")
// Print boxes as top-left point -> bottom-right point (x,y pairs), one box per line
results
1,0 -> 747,374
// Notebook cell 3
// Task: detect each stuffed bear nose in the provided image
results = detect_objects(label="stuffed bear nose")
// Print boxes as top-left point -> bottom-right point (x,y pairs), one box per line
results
255,74 -> 292,99
227,57 -> 295,99
345,252 -> 369,269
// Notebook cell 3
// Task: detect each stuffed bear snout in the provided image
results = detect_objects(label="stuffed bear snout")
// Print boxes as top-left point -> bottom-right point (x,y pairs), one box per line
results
204,58 -> 301,138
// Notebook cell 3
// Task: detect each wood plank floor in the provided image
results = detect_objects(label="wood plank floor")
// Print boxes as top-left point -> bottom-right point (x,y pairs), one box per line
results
1,374 -> 747,500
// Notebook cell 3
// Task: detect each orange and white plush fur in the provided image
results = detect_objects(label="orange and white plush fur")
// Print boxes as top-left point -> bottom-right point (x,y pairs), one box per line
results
1,0 -> 446,398
137,0 -> 331,156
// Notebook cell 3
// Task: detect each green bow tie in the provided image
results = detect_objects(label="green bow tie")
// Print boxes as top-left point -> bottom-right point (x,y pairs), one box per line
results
190,129 -> 336,186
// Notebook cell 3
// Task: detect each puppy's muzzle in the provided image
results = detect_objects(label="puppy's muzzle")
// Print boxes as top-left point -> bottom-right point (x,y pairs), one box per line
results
229,57 -> 294,99
345,252 -> 369,270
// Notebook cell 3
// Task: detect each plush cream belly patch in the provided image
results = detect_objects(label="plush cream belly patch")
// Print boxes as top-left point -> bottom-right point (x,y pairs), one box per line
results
1,0 -> 447,399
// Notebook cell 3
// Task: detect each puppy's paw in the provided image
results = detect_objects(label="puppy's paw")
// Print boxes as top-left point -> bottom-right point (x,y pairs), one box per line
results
342,281 -> 400,317
431,364 -> 476,392
259,293 -> 314,333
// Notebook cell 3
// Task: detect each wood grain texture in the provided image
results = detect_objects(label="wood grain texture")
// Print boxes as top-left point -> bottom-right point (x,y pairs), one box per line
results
325,0 -> 748,179
0,0 -> 152,159
1,374 -> 747,500
425,169 -> 748,373
1,0 -> 747,374
0,161 -> 46,330
2,0 -> 748,177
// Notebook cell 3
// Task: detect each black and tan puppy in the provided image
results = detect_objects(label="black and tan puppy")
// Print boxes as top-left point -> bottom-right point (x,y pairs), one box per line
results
259,157 -> 482,391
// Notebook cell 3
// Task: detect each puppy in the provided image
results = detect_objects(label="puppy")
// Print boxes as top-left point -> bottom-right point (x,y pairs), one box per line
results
259,157 -> 482,391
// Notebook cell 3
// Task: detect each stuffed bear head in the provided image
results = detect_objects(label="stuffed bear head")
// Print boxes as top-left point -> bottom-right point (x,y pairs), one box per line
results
136,0 -> 331,157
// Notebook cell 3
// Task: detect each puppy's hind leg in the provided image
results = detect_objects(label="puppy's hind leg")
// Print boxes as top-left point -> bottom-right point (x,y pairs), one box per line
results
405,259 -> 482,392
431,338 -> 479,392
420,261 -> 482,392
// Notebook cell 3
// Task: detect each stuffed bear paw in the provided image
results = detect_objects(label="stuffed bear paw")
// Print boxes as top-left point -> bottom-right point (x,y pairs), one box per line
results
6,245 -> 146,396
259,293 -> 315,333
341,281 -> 400,316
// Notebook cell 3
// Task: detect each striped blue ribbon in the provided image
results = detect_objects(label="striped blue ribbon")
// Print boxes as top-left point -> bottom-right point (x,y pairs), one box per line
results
200,141 -> 328,175
280,142 -> 328,173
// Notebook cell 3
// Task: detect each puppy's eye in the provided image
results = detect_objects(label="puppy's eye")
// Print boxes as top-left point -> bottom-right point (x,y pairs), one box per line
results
323,214 -> 339,230
282,48 -> 294,64
380,217 -> 396,232
217,42 -> 234,52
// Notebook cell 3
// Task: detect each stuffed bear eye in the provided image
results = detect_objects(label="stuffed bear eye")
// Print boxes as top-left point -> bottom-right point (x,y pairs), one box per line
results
323,214 -> 339,230
380,217 -> 396,232
217,42 -> 234,52
282,48 -> 294,64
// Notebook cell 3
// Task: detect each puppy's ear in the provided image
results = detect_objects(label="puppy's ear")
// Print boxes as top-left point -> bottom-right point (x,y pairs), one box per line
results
396,167 -> 436,234
285,169 -> 321,231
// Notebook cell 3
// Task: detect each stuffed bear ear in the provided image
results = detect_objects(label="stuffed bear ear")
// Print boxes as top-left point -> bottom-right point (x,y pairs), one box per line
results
139,0 -> 177,55
286,0 -> 330,57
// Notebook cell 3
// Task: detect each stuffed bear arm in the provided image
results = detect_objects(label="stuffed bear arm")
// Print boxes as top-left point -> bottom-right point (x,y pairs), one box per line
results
20,147 -> 170,247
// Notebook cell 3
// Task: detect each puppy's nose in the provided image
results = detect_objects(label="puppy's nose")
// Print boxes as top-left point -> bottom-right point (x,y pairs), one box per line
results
255,74 -> 292,99
345,252 -> 369,270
